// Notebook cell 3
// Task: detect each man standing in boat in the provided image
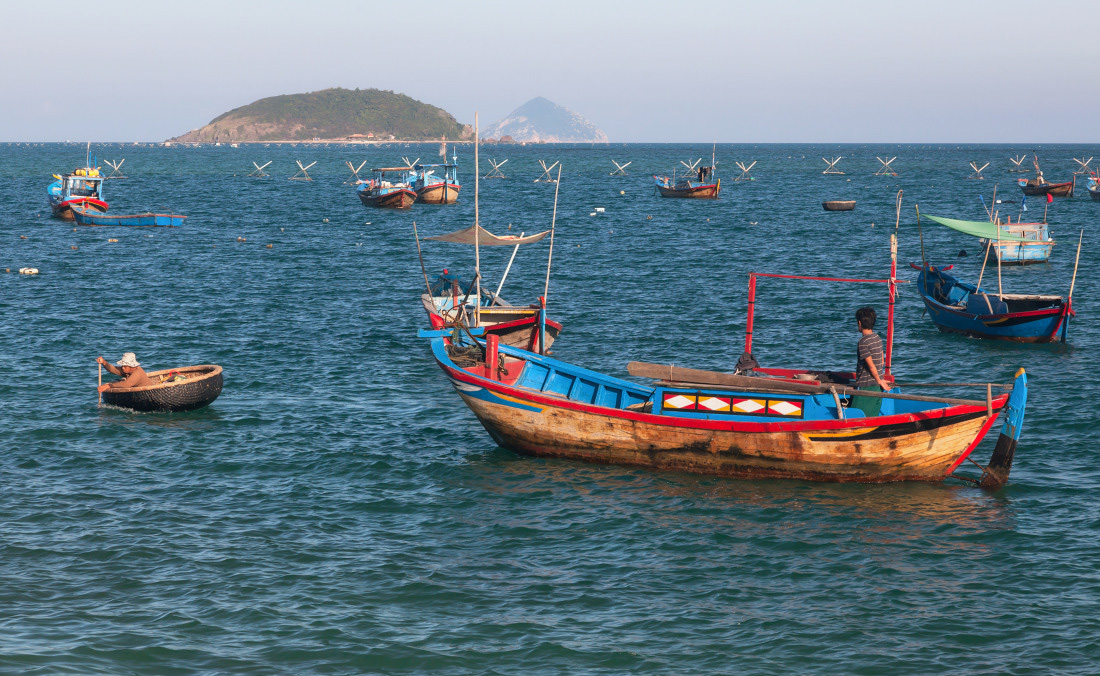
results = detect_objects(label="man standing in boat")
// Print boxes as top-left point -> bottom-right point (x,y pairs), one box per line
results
96,353 -> 153,392
849,307 -> 891,417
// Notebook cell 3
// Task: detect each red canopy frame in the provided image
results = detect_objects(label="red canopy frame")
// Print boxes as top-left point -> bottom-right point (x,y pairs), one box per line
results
745,235 -> 898,379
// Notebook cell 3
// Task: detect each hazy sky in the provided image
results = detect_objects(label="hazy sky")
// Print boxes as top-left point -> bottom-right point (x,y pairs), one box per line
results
2,0 -> 1094,142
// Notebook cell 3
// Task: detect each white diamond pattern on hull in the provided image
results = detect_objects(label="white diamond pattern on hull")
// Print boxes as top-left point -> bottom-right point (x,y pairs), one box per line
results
769,401 -> 801,416
733,399 -> 765,413
699,397 -> 728,411
664,395 -> 694,409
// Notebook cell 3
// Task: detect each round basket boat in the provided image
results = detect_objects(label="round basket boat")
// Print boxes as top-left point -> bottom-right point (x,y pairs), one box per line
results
102,364 -> 223,412
822,200 -> 856,211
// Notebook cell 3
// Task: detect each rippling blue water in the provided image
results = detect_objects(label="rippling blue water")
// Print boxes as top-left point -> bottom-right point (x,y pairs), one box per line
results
1,142 -> 1098,673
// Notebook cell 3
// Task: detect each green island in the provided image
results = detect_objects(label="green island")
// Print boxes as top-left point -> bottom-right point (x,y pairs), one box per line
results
168,87 -> 470,143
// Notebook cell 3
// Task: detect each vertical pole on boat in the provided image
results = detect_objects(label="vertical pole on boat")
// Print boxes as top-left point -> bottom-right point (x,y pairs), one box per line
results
996,226 -> 1004,301
97,362 -> 102,405
976,236 -> 992,290
494,233 -> 524,302
538,296 -> 547,356
485,334 -> 499,380
543,164 -> 562,300
915,204 -> 926,266
745,274 -> 757,355
885,190 -> 901,379
412,220 -> 432,297
474,112 -> 481,329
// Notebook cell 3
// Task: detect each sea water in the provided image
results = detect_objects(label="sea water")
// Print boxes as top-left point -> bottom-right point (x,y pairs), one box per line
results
0,142 -> 1097,673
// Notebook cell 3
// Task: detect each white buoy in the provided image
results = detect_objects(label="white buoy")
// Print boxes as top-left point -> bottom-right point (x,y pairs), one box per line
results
19,267 -> 39,275
595,207 -> 605,213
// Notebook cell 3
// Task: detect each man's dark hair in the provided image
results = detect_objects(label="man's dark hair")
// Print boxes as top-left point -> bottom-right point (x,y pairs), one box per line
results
856,306 -> 877,330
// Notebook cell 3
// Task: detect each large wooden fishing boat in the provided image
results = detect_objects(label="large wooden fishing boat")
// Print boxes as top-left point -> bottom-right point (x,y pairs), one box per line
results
102,365 -> 223,412
1019,155 -> 1075,197
71,204 -> 186,227
421,217 -> 1029,488
357,167 -> 418,209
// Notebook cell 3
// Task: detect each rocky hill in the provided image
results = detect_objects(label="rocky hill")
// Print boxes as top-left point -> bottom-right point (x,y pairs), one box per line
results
483,97 -> 607,143
169,88 -> 470,143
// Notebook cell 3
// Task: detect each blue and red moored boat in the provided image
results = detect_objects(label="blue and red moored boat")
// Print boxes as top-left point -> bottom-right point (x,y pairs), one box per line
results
47,166 -> 108,220
912,263 -> 1073,343
357,167 -> 418,209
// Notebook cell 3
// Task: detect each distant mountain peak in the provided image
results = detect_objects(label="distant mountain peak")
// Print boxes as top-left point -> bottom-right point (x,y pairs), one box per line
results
484,98 -> 607,143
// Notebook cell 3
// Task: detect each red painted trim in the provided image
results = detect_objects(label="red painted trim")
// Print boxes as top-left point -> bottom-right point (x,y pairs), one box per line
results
945,412 -> 1003,473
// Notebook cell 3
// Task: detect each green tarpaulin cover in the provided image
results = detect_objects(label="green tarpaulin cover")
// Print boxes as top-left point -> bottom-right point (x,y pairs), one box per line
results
922,214 -> 1031,242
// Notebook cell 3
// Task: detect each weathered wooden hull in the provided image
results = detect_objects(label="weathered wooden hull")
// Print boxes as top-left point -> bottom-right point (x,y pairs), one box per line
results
822,200 -> 856,211
51,197 -> 108,221
358,188 -> 417,209
102,365 -> 222,412
72,205 -> 185,227
656,183 -> 720,199
438,357 -> 1004,483
1089,185 -> 1100,201
1020,177 -> 1075,197
416,182 -> 461,204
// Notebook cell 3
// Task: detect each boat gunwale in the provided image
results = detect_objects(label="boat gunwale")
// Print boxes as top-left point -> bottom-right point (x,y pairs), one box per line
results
104,364 -> 222,393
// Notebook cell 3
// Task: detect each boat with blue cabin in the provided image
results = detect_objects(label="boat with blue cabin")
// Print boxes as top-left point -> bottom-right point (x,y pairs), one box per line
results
47,165 -> 108,220
921,214 -> 1054,265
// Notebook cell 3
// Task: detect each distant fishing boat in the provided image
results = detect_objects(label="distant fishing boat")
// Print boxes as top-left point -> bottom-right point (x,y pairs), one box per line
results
413,147 -> 461,204
1088,175 -> 1100,201
71,204 -> 186,227
1018,154 -> 1075,198
47,147 -> 108,220
654,147 -> 720,199
922,214 -> 1053,265
420,227 -> 1029,488
822,200 -> 856,211
357,167 -> 417,209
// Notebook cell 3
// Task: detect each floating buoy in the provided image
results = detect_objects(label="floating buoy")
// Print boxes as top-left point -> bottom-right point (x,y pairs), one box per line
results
20,236 -> 27,239
108,238 -> 118,243
620,190 -> 625,195
750,221 -> 758,225
589,212 -> 596,216
595,207 -> 605,213
646,215 -> 652,220
19,267 -> 38,275
280,228 -> 284,232
266,244 -> 273,249
71,245 -> 78,250
323,218 -> 329,223
237,236 -> 246,242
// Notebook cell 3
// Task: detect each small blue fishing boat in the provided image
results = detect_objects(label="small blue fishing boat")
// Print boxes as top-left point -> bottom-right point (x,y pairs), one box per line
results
357,167 -> 417,209
912,263 -> 1073,343
47,166 -> 108,220
71,204 -> 186,227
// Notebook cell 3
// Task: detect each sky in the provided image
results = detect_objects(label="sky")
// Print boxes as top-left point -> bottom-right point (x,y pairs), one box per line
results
1,0 -> 1095,143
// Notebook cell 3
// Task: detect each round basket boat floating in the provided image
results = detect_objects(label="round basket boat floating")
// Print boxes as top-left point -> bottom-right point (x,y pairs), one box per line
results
102,364 -> 223,412
822,200 -> 856,211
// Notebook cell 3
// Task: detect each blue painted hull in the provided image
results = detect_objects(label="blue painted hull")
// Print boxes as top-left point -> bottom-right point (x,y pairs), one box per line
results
915,265 -> 1072,343
72,206 -> 185,227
